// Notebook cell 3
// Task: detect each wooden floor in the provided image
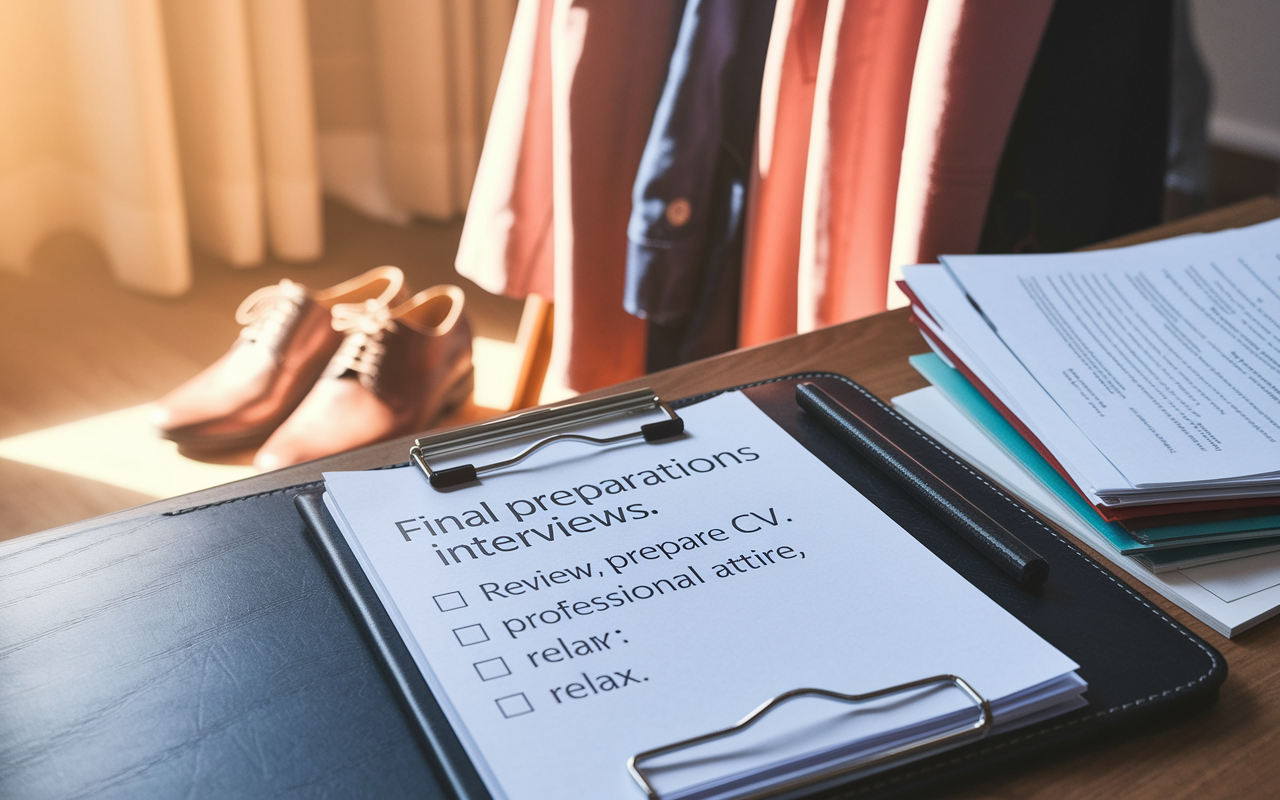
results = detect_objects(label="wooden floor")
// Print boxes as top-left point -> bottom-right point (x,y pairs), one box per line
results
0,202 -> 522,541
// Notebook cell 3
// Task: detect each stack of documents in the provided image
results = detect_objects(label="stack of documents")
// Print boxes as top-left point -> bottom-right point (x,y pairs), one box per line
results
321,390 -> 1086,799
896,219 -> 1280,636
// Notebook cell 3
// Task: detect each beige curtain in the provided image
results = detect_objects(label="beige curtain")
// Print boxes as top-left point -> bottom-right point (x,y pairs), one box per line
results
0,1 -> 187,295
309,0 -> 514,225
0,0 -> 514,297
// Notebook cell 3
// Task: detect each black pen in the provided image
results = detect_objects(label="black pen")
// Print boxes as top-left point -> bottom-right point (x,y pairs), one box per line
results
796,382 -> 1049,589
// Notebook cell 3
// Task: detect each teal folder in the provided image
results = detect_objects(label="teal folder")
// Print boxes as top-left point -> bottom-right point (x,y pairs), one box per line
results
910,353 -> 1280,563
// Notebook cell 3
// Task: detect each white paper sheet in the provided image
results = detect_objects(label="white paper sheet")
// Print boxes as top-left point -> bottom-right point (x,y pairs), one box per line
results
322,391 -> 1082,799
940,220 -> 1280,492
903,263 -> 1126,504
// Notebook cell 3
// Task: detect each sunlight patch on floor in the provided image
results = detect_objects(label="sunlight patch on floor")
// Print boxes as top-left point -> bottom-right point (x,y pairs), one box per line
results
0,336 -> 544,500
0,405 -> 255,499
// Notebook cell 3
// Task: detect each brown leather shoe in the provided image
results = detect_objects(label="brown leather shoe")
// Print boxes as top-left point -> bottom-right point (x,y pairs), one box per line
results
153,266 -> 409,451
253,285 -> 474,470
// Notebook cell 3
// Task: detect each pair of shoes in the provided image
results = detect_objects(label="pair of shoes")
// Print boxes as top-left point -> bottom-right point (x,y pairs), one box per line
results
253,284 -> 474,470
153,266 -> 474,470
152,266 -> 409,451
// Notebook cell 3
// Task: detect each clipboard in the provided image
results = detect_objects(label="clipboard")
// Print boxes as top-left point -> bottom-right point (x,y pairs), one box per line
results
0,373 -> 1224,799
296,373 -> 1225,799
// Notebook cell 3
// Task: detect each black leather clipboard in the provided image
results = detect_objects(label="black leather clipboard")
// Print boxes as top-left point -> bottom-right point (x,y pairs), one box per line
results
0,374 -> 1225,800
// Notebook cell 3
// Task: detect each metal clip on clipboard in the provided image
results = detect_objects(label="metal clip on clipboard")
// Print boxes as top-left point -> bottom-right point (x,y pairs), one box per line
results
409,388 -> 685,488
628,675 -> 993,800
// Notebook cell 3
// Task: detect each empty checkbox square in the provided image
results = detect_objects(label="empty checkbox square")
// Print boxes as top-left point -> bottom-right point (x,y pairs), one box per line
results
453,623 -> 489,647
496,693 -> 534,718
433,591 -> 467,612
473,656 -> 511,681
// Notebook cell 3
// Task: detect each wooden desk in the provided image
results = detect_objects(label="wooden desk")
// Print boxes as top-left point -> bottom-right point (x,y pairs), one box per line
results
23,196 -> 1280,798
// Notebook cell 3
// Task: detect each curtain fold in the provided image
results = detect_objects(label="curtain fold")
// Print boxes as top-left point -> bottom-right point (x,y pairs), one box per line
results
0,0 -> 189,296
162,0 -> 271,267
0,0 -> 514,296
251,0 -> 323,262
309,0 -> 514,226
371,0 -> 470,218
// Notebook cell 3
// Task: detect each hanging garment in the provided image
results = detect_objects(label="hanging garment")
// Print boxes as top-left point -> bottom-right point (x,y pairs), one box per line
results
623,0 -> 776,371
887,0 -> 1055,306
455,0 -> 556,300
1165,0 -> 1212,203
978,0 -> 1173,254
740,0 -> 1054,341
739,0 -> 828,347
740,0 -> 930,339
548,0 -> 682,389
461,0 -> 1061,385
795,0 -> 928,332
459,0 -> 682,392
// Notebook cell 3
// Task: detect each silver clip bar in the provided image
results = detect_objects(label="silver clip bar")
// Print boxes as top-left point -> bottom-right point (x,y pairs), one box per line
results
409,388 -> 684,489
628,674 -> 992,800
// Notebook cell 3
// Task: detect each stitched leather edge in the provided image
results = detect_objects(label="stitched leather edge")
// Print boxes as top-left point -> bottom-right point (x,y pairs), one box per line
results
164,462 -> 412,516
164,481 -> 324,516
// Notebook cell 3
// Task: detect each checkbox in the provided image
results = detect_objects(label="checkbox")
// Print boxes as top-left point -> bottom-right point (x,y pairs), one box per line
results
433,591 -> 467,612
452,623 -> 489,647
496,693 -> 534,718
473,656 -> 511,681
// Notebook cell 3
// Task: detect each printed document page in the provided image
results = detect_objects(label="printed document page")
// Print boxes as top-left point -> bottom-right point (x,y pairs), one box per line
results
323,390 -> 1082,799
943,221 -> 1280,490
902,263 -> 1129,504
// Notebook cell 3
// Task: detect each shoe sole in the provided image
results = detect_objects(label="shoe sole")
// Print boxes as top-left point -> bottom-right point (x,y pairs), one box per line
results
159,423 -> 281,455
167,367 -> 476,459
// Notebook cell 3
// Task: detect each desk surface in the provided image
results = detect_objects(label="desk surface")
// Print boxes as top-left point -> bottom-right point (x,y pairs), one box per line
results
31,196 -> 1280,799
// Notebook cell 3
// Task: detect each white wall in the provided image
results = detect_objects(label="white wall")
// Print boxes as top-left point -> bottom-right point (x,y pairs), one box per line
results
1191,0 -> 1280,159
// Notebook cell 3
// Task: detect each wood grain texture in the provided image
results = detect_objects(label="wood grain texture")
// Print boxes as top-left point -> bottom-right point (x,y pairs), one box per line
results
18,197 -> 1280,799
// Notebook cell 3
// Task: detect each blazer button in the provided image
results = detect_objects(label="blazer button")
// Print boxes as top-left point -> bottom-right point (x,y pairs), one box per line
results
665,198 -> 692,227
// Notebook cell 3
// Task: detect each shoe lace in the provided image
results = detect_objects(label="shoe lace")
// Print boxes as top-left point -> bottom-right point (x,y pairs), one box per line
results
235,279 -> 308,354
329,299 -> 397,388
